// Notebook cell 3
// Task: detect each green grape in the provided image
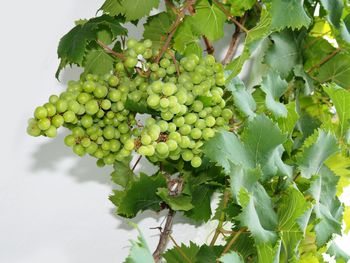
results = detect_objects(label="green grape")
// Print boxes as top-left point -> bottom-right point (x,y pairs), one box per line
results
141,134 -> 152,145
203,128 -> 215,140
68,100 -> 80,114
108,89 -> 122,102
52,115 -> 64,128
86,142 -> 98,154
73,144 -> 86,156
37,118 -> 51,130
205,116 -> 216,127
222,109 -> 233,120
118,123 -> 130,134
157,68 -> 166,78
83,80 -> 96,93
85,100 -> 99,115
110,140 -> 121,152
147,94 -> 160,108
163,82 -> 177,96
108,76 -> 119,87
127,38 -> 137,49
191,156 -> 202,168
102,141 -> 111,151
166,139 -> 178,152
72,127 -> 85,137
179,124 -> 191,135
94,85 -> 108,99
182,150 -> 193,161
168,123 -> 177,132
160,98 -> 170,108
184,113 -> 198,125
169,132 -> 182,143
81,115 -> 93,128
124,138 -> 135,151
156,142 -> 169,155
44,103 -> 57,117
161,111 -> 174,121
212,106 -> 222,117
124,57 -> 138,68
216,117 -> 226,126
104,155 -> 115,165
27,122 -> 41,137
81,137 -> 91,148
101,99 -> 112,110
96,159 -> 105,167
179,136 -> 191,148
103,126 -> 115,140
158,120 -> 168,132
64,135 -> 76,147
63,111 -> 76,123
56,99 -> 68,113
44,126 -> 57,138
77,93 -> 91,104
192,100 -> 204,112
190,128 -> 202,140
49,95 -> 59,104
160,58 -> 171,68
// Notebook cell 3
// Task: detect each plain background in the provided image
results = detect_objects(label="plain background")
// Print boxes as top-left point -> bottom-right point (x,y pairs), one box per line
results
0,1 -> 349,262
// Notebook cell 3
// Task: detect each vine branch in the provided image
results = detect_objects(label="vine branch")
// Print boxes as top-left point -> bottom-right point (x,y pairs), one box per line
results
212,0 -> 249,33
203,36 -> 215,55
307,48 -> 341,74
222,14 -> 247,65
217,228 -> 246,262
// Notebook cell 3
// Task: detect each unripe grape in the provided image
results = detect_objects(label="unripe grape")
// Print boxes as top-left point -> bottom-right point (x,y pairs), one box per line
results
81,115 -> 93,128
205,116 -> 216,127
119,123 -> 130,134
191,156 -> 202,168
102,141 -> 111,151
190,128 -> 202,140
168,123 -> 177,132
108,76 -> 119,87
63,111 -> 76,123
81,137 -> 91,148
104,155 -> 115,165
27,122 -> 41,137
37,118 -> 51,131
49,95 -> 59,104
216,117 -> 226,126
124,139 -> 135,151
179,136 -> 191,148
110,140 -> 121,152
34,106 -> 48,119
182,150 -> 194,161
44,103 -> 57,117
160,98 -> 170,108
160,58 -> 171,68
203,128 -> 215,140
147,94 -> 160,108
101,99 -> 112,110
72,127 -> 85,137
158,120 -> 169,132
86,142 -> 98,154
185,113 -> 198,125
222,109 -> 233,120
156,142 -> 169,155
179,124 -> 191,135
103,126 -> 115,140
85,100 -> 99,115
169,132 -> 182,143
73,144 -> 86,156
161,111 -> 174,121
124,57 -> 138,68
56,99 -> 68,113
94,85 -> 108,98
166,139 -> 178,152
108,89 -> 122,102
77,93 -> 91,104
83,80 -> 96,93
68,100 -> 80,114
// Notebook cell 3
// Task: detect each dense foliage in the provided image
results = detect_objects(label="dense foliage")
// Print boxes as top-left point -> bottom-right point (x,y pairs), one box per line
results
27,0 -> 350,262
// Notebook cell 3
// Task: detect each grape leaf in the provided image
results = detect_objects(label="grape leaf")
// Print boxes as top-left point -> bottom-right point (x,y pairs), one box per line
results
163,242 -> 200,263
316,53 -> 350,89
343,206 -> 350,234
225,76 -> 256,119
296,130 -> 339,179
294,64 -> 315,95
83,49 -> 115,75
110,173 -> 166,218
277,101 -> 299,136
264,30 -> 301,78
56,15 -> 126,77
325,153 -> 350,195
270,0 -> 311,30
125,98 -> 159,115
236,186 -> 278,244
184,184 -> 214,222
324,84 -> 350,137
260,70 -> 288,117
327,241 -> 350,263
111,156 -> 135,188
143,12 -> 175,50
319,0 -> 344,28
219,251 -> 244,263
226,7 -> 271,79
174,18 -> 202,57
277,187 -> 311,261
228,0 -> 255,17
307,167 -> 343,247
101,0 -> 160,21
124,224 -> 155,263
191,0 -> 226,41
256,242 -> 281,263
156,188 -> 193,211
195,245 -> 224,263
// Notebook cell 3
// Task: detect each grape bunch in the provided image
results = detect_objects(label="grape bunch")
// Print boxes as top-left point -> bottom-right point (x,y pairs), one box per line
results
27,38 -> 234,168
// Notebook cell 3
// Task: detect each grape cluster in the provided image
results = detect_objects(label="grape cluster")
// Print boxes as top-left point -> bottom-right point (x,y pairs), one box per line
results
28,38 -> 234,168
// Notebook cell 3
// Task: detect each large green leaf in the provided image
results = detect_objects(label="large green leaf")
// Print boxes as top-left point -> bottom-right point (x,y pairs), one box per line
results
260,70 -> 288,117
143,12 -> 175,50
307,167 -> 343,247
219,251 -> 244,263
327,241 -> 350,263
277,187 -> 311,261
296,130 -> 339,179
316,53 -> 350,89
156,188 -> 194,211
83,49 -> 114,76
111,156 -> 135,188
110,173 -> 166,218
225,76 -> 256,119
319,0 -> 344,28
264,30 -> 301,78
174,18 -> 202,57
270,0 -> 311,30
191,0 -> 226,41
163,242 -> 200,263
324,84 -> 350,137
101,0 -> 160,21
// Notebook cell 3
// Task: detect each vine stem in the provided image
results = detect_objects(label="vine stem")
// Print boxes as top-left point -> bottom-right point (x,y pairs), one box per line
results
96,40 -> 125,60
211,0 -> 248,33
307,47 -> 341,74
169,234 -> 193,263
153,209 -> 176,262
222,14 -> 247,65
203,36 -> 215,55
131,155 -> 142,171
217,228 -> 246,262
210,189 -> 230,246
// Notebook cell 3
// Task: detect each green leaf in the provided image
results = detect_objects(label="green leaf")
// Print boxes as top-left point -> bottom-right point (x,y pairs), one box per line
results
143,12 -> 175,50
307,167 -> 343,247
264,30 -> 301,78
343,206 -> 350,234
316,53 -> 350,89
219,251 -> 244,263
110,173 -> 166,218
327,241 -> 350,263
125,98 -> 159,115
124,224 -> 155,263
56,15 -> 126,77
101,0 -> 160,21
174,18 -> 202,57
83,49 -> 115,75
228,0 -> 256,17
260,70 -> 288,117
294,64 -> 315,95
319,0 -> 344,28
111,156 -> 135,188
156,188 -> 194,211
256,242 -> 280,263
277,101 -> 299,136
270,0 -> 311,30
296,130 -> 339,179
324,84 -> 350,137
227,8 -> 271,78
195,245 -> 224,263
236,186 -> 278,244
324,153 -> 350,195
184,184 -> 214,222
277,187 -> 311,261
163,242 -> 200,263
225,76 -> 256,118
191,0 -> 226,41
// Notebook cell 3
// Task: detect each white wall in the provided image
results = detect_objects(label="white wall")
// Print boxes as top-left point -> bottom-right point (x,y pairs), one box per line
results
0,1 -> 348,263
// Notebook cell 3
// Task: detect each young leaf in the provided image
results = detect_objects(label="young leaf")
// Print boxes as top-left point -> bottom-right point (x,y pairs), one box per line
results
143,12 -> 175,50
124,224 -> 155,263
270,0 -> 311,30
163,242 -> 200,263
195,245 -> 224,263
219,251 -> 244,263
110,173 -> 166,218
225,76 -> 256,119
101,0 -> 160,21
260,70 -> 288,117
191,0 -> 226,41
174,18 -> 202,58
276,101 -> 299,136
156,188 -> 194,211
324,84 -> 350,137
111,156 -> 135,188
83,49 -> 115,75
296,130 -> 339,179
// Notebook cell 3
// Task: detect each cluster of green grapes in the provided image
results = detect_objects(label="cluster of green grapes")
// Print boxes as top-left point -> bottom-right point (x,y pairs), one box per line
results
27,73 -> 137,165
28,38 -> 234,168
